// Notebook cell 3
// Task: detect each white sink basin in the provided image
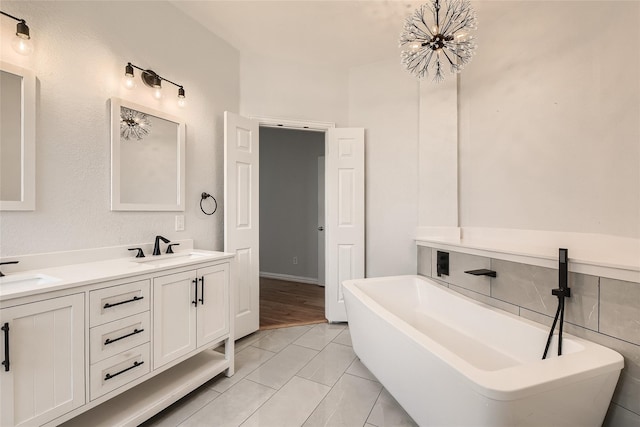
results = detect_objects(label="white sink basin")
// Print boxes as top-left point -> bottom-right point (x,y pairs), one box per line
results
0,273 -> 61,288
132,251 -> 210,267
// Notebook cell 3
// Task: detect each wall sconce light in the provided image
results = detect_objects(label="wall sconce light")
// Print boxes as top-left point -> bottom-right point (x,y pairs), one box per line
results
1,10 -> 33,55
123,62 -> 186,107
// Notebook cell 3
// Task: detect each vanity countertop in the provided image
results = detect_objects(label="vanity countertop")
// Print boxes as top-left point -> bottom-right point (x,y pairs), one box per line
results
0,249 -> 234,302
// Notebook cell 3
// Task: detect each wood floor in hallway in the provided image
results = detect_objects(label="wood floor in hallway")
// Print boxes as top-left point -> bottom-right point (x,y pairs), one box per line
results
259,277 -> 326,330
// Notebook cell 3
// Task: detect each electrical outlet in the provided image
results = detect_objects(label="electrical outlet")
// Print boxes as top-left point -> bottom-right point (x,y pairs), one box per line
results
175,215 -> 185,231
293,256 -> 298,265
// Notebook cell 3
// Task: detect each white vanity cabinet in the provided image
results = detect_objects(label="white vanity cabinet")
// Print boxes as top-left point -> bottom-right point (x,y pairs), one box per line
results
0,294 -> 85,427
1,248 -> 234,427
153,263 -> 229,369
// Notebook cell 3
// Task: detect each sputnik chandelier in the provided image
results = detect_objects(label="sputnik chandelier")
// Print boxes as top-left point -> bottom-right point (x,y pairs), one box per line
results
399,0 -> 477,82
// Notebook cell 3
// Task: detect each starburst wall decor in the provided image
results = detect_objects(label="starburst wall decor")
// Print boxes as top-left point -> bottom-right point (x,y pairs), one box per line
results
399,0 -> 477,82
120,107 -> 152,141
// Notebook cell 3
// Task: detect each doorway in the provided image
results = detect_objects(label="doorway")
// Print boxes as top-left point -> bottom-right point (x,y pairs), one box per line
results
258,126 -> 326,329
225,111 -> 365,339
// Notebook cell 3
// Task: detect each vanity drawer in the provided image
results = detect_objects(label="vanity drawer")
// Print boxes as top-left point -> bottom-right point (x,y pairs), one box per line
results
90,342 -> 150,400
90,312 -> 150,364
90,280 -> 150,326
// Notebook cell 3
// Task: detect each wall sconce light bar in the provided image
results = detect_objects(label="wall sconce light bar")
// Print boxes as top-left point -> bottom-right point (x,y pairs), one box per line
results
125,62 -> 186,106
1,10 -> 33,55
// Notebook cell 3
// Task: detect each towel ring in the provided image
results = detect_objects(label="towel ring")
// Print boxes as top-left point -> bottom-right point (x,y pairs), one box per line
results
200,192 -> 217,216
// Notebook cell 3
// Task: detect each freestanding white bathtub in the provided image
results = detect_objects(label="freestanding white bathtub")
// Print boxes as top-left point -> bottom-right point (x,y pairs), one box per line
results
343,275 -> 623,427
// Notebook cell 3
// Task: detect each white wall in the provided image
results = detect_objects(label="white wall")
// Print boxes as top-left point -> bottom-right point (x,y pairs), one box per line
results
0,1 -> 239,257
240,53 -> 349,126
417,77 -> 459,232
241,53 -> 420,277
348,59 -> 419,277
259,127 -> 325,281
453,1 -> 639,239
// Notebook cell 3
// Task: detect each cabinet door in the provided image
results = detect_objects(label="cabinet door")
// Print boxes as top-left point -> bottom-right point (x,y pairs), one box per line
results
153,271 -> 197,369
0,294 -> 85,427
196,264 -> 230,347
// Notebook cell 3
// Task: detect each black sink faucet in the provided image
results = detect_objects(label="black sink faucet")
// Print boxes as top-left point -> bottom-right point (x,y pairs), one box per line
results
153,236 -> 170,256
0,261 -> 19,277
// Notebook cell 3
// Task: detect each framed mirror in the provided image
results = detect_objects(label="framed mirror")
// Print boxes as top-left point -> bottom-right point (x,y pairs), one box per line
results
0,61 -> 36,211
110,98 -> 185,211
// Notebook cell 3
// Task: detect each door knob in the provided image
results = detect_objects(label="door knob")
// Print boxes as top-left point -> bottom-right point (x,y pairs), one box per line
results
317,226 -> 324,231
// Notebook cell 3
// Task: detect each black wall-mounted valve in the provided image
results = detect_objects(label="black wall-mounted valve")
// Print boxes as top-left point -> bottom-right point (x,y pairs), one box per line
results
128,248 -> 145,258
436,251 -> 449,277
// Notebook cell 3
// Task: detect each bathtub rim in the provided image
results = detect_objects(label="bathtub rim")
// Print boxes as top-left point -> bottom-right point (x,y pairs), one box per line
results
343,274 -> 624,401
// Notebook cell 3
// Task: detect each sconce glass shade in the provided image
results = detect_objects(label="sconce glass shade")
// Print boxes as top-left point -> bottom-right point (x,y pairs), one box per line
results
177,87 -> 186,107
122,75 -> 136,89
123,64 -> 136,89
11,21 -> 32,55
153,87 -> 163,100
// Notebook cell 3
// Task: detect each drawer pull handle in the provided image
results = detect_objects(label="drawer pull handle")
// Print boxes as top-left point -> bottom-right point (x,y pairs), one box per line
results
104,328 -> 144,346
104,360 -> 144,381
103,295 -> 143,309
1,323 -> 9,372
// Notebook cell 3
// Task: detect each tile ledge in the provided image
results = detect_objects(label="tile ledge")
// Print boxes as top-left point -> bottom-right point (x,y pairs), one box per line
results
416,227 -> 640,283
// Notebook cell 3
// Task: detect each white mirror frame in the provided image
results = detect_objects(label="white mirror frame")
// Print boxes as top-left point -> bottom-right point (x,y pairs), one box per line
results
0,61 -> 36,211
110,98 -> 185,211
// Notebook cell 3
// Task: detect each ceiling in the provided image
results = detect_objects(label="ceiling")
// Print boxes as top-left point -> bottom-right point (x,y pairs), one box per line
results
171,1 -> 420,68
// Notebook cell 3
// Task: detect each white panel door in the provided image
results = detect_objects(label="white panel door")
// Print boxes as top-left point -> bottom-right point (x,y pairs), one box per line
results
0,294 -> 85,427
224,111 -> 260,339
325,128 -> 365,322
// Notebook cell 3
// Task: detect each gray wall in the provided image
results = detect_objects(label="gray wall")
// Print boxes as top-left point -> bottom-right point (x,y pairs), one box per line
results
417,246 -> 640,426
260,127 -> 324,281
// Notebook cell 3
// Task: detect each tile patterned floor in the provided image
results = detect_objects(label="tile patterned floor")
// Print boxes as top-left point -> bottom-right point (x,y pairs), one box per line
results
140,324 -> 417,427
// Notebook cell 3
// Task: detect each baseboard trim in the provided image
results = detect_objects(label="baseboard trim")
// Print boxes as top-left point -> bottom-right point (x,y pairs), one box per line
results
259,271 -> 320,286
